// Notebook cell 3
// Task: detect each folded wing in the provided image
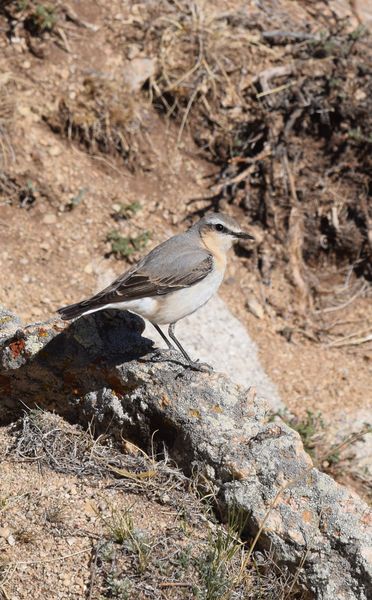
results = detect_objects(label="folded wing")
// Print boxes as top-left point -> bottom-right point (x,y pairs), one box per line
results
58,238 -> 213,320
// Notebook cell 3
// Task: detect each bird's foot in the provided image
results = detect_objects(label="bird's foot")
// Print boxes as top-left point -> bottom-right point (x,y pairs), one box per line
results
186,359 -> 213,373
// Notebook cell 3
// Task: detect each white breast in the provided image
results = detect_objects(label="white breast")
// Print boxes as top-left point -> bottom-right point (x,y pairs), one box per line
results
152,266 -> 225,324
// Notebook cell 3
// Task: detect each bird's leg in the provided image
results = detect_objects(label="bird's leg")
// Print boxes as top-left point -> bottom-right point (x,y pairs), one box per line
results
168,324 -> 212,373
151,323 -> 175,351
168,322 -> 193,362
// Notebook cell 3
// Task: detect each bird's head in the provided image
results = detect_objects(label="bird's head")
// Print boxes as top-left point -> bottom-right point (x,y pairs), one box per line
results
196,213 -> 254,254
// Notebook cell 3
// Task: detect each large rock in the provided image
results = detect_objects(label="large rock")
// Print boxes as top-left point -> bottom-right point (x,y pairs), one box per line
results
145,295 -> 284,411
0,306 -> 371,600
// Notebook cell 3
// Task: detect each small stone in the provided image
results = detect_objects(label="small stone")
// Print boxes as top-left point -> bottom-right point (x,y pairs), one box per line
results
354,89 -> 367,101
7,534 -> 16,546
246,296 -> 265,319
43,214 -> 57,224
84,263 -> 93,274
123,57 -> 157,92
127,44 -> 140,59
18,105 -> 31,117
49,145 -> 62,157
0,526 -> 11,538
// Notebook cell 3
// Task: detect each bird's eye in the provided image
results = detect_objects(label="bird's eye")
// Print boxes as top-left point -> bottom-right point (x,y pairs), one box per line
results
215,223 -> 225,232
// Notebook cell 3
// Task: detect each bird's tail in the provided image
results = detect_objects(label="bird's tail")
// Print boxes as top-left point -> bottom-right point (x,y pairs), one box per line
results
57,298 -> 99,320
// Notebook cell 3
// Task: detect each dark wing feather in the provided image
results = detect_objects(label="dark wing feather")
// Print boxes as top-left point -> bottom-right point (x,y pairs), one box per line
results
58,243 -> 213,320
91,254 -> 213,303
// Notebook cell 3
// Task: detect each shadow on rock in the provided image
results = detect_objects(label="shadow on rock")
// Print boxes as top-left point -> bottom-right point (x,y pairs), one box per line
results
0,310 -> 154,424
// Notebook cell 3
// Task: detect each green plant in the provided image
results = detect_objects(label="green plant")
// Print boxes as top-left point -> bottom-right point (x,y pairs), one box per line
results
66,187 -> 87,211
33,4 -> 57,32
106,230 -> 151,258
105,574 -> 133,599
99,505 -> 153,574
112,201 -> 141,220
196,505 -> 248,600
284,410 -> 325,457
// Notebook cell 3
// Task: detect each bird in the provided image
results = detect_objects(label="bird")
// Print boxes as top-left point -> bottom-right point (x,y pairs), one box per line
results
57,212 -> 254,367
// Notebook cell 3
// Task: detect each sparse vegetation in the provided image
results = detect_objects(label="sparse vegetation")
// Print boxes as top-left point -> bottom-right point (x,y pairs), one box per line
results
106,229 -> 151,259
111,201 -> 142,221
121,0 -> 372,298
0,1 -> 60,37
2,411 -> 310,599
281,410 -> 372,502
46,76 -> 151,169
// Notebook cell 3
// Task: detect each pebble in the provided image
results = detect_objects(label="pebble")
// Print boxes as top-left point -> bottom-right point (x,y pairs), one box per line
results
43,214 -> 57,225
354,89 -> 367,101
49,145 -> 62,157
18,105 -> 31,117
246,296 -> 265,319
0,526 -> 11,538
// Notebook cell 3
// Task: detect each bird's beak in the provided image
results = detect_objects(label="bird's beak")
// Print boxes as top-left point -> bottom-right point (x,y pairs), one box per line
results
234,231 -> 255,241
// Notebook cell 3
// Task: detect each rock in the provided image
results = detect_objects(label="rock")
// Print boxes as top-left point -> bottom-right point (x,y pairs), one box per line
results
0,307 -> 371,599
246,295 -> 265,319
0,307 -> 21,344
352,0 -> 372,30
48,145 -> 62,157
123,57 -> 157,92
0,526 -> 11,538
145,295 -> 283,410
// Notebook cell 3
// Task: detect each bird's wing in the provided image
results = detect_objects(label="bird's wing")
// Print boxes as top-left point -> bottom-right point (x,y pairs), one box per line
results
59,236 -> 214,318
108,254 -> 212,300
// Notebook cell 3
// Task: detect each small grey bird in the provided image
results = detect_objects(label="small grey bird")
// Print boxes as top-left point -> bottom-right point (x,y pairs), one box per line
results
58,213 -> 254,365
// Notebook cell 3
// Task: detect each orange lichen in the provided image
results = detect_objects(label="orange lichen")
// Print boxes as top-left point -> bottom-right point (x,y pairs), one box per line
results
37,327 -> 49,337
189,408 -> 201,419
160,394 -> 171,408
9,339 -> 25,358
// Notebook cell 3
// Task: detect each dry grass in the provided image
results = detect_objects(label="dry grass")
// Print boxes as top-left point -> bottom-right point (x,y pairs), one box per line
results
0,72 -> 16,168
119,0 -> 372,312
46,75 -> 151,170
3,410 -> 311,599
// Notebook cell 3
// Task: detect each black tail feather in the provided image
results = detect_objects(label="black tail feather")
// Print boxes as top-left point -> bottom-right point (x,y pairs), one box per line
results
57,300 -> 93,321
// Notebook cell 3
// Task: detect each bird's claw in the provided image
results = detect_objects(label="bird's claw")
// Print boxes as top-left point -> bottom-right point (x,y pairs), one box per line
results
187,360 -> 213,373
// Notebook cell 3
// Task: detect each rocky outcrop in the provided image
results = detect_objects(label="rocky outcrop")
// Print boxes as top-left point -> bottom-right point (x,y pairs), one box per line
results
0,306 -> 371,600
